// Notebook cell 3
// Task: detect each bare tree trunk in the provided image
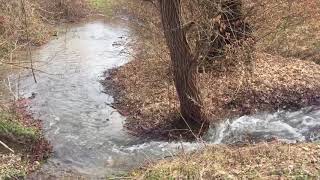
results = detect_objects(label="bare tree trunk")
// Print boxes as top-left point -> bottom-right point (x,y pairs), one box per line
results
158,0 -> 207,127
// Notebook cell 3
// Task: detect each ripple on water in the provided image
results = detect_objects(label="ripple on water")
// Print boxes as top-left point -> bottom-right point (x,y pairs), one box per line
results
207,106 -> 320,144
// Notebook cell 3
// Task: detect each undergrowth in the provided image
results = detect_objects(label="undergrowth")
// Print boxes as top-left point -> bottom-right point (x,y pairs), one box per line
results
0,104 -> 51,179
0,0 -> 90,178
0,110 -> 33,179
90,0 -> 117,16
106,1 -> 320,178
0,0 -> 91,71
105,0 -> 320,139
131,143 -> 320,179
0,116 -> 39,141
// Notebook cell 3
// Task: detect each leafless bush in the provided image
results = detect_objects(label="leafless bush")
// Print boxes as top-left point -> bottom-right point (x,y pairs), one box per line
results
0,0 -> 90,67
129,0 -> 320,64
37,0 -> 90,22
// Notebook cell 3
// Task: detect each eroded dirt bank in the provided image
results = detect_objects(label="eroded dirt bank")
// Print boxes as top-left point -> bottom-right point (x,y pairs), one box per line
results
103,51 -> 320,140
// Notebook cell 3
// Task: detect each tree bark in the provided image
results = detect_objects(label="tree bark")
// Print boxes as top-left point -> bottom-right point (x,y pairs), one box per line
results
158,0 -> 207,127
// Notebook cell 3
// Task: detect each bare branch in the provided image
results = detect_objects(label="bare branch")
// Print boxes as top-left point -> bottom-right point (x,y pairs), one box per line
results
0,140 -> 14,153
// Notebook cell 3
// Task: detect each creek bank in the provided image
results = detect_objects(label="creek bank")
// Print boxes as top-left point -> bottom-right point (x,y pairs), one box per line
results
101,0 -> 320,141
0,1 -> 97,178
103,50 -> 320,140
103,41 -> 320,178
0,98 -> 51,179
0,0 -> 91,63
100,5 -> 320,177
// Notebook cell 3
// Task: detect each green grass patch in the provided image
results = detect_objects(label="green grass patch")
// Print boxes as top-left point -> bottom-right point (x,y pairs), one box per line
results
89,0 -> 123,17
89,0 -> 109,9
0,110 -> 39,179
0,111 -> 38,142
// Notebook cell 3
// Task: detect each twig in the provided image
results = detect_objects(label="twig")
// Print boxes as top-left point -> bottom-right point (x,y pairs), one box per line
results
179,112 -> 206,145
0,140 -> 14,153
3,62 -> 60,76
6,76 -> 18,100
108,177 -> 133,180
21,0 -> 37,83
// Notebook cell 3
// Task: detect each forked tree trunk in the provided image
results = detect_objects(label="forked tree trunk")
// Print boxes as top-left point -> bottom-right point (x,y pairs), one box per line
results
158,0 -> 207,127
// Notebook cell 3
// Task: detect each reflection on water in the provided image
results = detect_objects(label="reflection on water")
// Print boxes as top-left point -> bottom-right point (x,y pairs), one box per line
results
15,20 -> 320,178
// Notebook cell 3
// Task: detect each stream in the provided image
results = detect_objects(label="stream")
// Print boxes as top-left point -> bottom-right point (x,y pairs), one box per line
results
11,20 -> 320,178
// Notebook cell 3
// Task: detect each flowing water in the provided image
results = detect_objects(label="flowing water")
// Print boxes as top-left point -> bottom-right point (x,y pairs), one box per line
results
12,20 -> 320,178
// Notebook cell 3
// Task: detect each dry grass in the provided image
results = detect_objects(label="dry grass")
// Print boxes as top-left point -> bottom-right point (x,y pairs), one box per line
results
0,0 -> 92,102
105,0 -> 320,139
0,0 -> 51,62
0,1 -> 90,177
0,153 -> 28,179
109,51 -> 320,139
113,1 -> 320,176
0,0 -> 91,67
132,142 -> 320,179
0,103 -> 51,179
250,0 -> 320,63
37,0 -> 90,22
201,53 -> 320,121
